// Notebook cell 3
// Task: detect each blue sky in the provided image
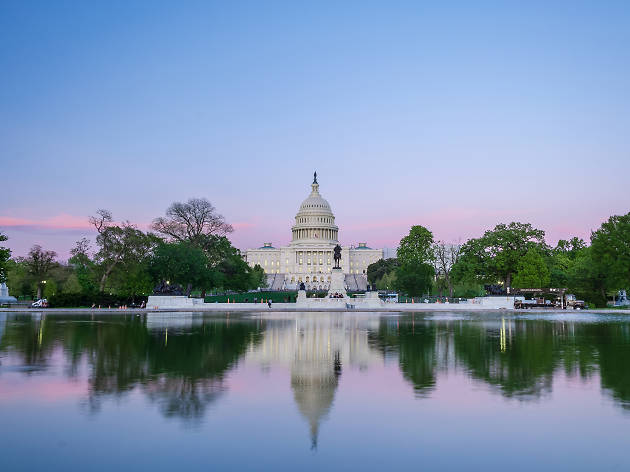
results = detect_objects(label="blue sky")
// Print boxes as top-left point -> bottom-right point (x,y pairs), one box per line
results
1,1 -> 629,258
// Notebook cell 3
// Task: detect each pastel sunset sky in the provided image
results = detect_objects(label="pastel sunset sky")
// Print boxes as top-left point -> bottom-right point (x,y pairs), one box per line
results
2,1 -> 629,259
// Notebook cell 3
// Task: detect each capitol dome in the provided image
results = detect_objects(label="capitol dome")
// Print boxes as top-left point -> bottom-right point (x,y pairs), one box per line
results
291,173 -> 339,245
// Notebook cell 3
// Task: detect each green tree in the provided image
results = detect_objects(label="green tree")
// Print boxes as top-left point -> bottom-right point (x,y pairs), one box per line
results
452,222 -> 547,291
548,237 -> 586,288
69,238 -> 97,294
376,270 -> 397,291
367,258 -> 399,286
149,242 -> 215,296
397,226 -> 434,266
90,210 -> 160,292
250,264 -> 266,289
512,248 -> 551,288
217,254 -> 257,292
0,232 -> 10,284
567,246 -> 607,307
63,273 -> 83,294
5,258 -> 33,298
43,279 -> 58,299
395,263 -> 434,297
591,212 -> 630,292
25,245 -> 58,299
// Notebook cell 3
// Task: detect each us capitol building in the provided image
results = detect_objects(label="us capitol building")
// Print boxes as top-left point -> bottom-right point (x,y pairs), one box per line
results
244,173 -> 383,291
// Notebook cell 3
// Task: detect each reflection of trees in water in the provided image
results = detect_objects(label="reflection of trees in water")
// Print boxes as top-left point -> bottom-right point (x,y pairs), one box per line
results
143,377 -> 225,421
453,321 -> 556,398
369,315 -> 630,408
0,315 -> 54,370
578,323 -> 630,409
3,314 -> 630,412
370,316 -> 437,396
0,314 -> 263,421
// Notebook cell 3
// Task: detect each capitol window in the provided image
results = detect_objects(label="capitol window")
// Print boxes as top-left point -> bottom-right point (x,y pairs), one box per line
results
299,258 -> 303,264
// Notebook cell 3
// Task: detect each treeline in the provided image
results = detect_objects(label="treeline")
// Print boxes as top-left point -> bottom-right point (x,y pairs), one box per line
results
0,199 -> 265,305
367,212 -> 630,307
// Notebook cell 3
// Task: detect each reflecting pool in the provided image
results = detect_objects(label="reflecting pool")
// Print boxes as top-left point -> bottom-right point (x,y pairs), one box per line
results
1,311 -> 630,471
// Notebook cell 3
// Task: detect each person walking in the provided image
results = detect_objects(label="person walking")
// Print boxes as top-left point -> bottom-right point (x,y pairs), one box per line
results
267,299 -> 272,308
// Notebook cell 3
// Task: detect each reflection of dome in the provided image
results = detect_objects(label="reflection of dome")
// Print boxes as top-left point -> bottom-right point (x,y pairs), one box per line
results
247,314 -> 383,449
292,357 -> 340,450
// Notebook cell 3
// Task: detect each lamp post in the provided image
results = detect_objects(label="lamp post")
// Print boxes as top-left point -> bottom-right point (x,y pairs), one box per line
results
38,280 -> 47,300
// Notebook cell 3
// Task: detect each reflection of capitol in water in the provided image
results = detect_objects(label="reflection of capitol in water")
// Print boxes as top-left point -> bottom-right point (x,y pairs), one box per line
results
246,313 -> 383,448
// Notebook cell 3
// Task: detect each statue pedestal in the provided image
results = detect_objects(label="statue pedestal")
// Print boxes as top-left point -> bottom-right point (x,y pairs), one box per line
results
327,268 -> 347,298
146,295 -> 204,309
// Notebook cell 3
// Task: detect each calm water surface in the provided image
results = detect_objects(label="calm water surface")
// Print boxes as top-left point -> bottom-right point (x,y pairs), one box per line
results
1,311 -> 630,471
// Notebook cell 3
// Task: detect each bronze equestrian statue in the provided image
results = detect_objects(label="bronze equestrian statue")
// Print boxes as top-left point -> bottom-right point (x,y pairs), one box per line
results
333,244 -> 342,269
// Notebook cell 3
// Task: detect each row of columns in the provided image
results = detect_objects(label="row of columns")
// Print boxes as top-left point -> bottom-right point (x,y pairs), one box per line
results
292,228 -> 338,240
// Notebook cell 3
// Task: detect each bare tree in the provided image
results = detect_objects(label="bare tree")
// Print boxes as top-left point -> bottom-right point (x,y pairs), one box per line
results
152,198 -> 233,252
26,245 -> 58,299
89,209 -> 113,234
433,241 -> 461,298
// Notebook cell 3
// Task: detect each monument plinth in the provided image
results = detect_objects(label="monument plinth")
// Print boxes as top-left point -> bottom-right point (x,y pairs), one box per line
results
327,268 -> 347,298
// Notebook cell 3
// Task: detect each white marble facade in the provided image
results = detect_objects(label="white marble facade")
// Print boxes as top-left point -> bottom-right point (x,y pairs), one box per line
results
245,174 -> 383,291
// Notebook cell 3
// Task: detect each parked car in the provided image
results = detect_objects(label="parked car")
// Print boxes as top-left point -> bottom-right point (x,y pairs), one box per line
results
565,294 -> 586,310
31,299 -> 48,308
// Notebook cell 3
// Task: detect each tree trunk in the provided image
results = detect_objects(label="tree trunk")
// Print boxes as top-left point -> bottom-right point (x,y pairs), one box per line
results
506,273 -> 512,293
36,284 -> 42,300
186,283 -> 192,297
447,277 -> 454,298
99,263 -> 116,292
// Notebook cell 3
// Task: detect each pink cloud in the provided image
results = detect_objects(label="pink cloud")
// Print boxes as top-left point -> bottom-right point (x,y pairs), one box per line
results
0,214 -> 157,232
0,213 -> 92,230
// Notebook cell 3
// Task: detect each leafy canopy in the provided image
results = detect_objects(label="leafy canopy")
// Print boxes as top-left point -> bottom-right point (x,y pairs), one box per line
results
149,242 -> 215,295
453,222 -> 547,289
397,226 -> 434,266
590,212 -> 630,291
512,248 -> 551,288
395,263 -> 434,297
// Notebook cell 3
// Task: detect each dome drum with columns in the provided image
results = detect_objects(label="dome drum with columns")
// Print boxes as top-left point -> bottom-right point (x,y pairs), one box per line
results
245,173 -> 383,291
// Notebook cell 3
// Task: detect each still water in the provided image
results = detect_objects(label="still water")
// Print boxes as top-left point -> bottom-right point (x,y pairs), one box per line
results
1,311 -> 630,471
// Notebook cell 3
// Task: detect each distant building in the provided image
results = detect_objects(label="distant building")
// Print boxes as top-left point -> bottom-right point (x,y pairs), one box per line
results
245,174 -> 383,291
382,247 -> 398,259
